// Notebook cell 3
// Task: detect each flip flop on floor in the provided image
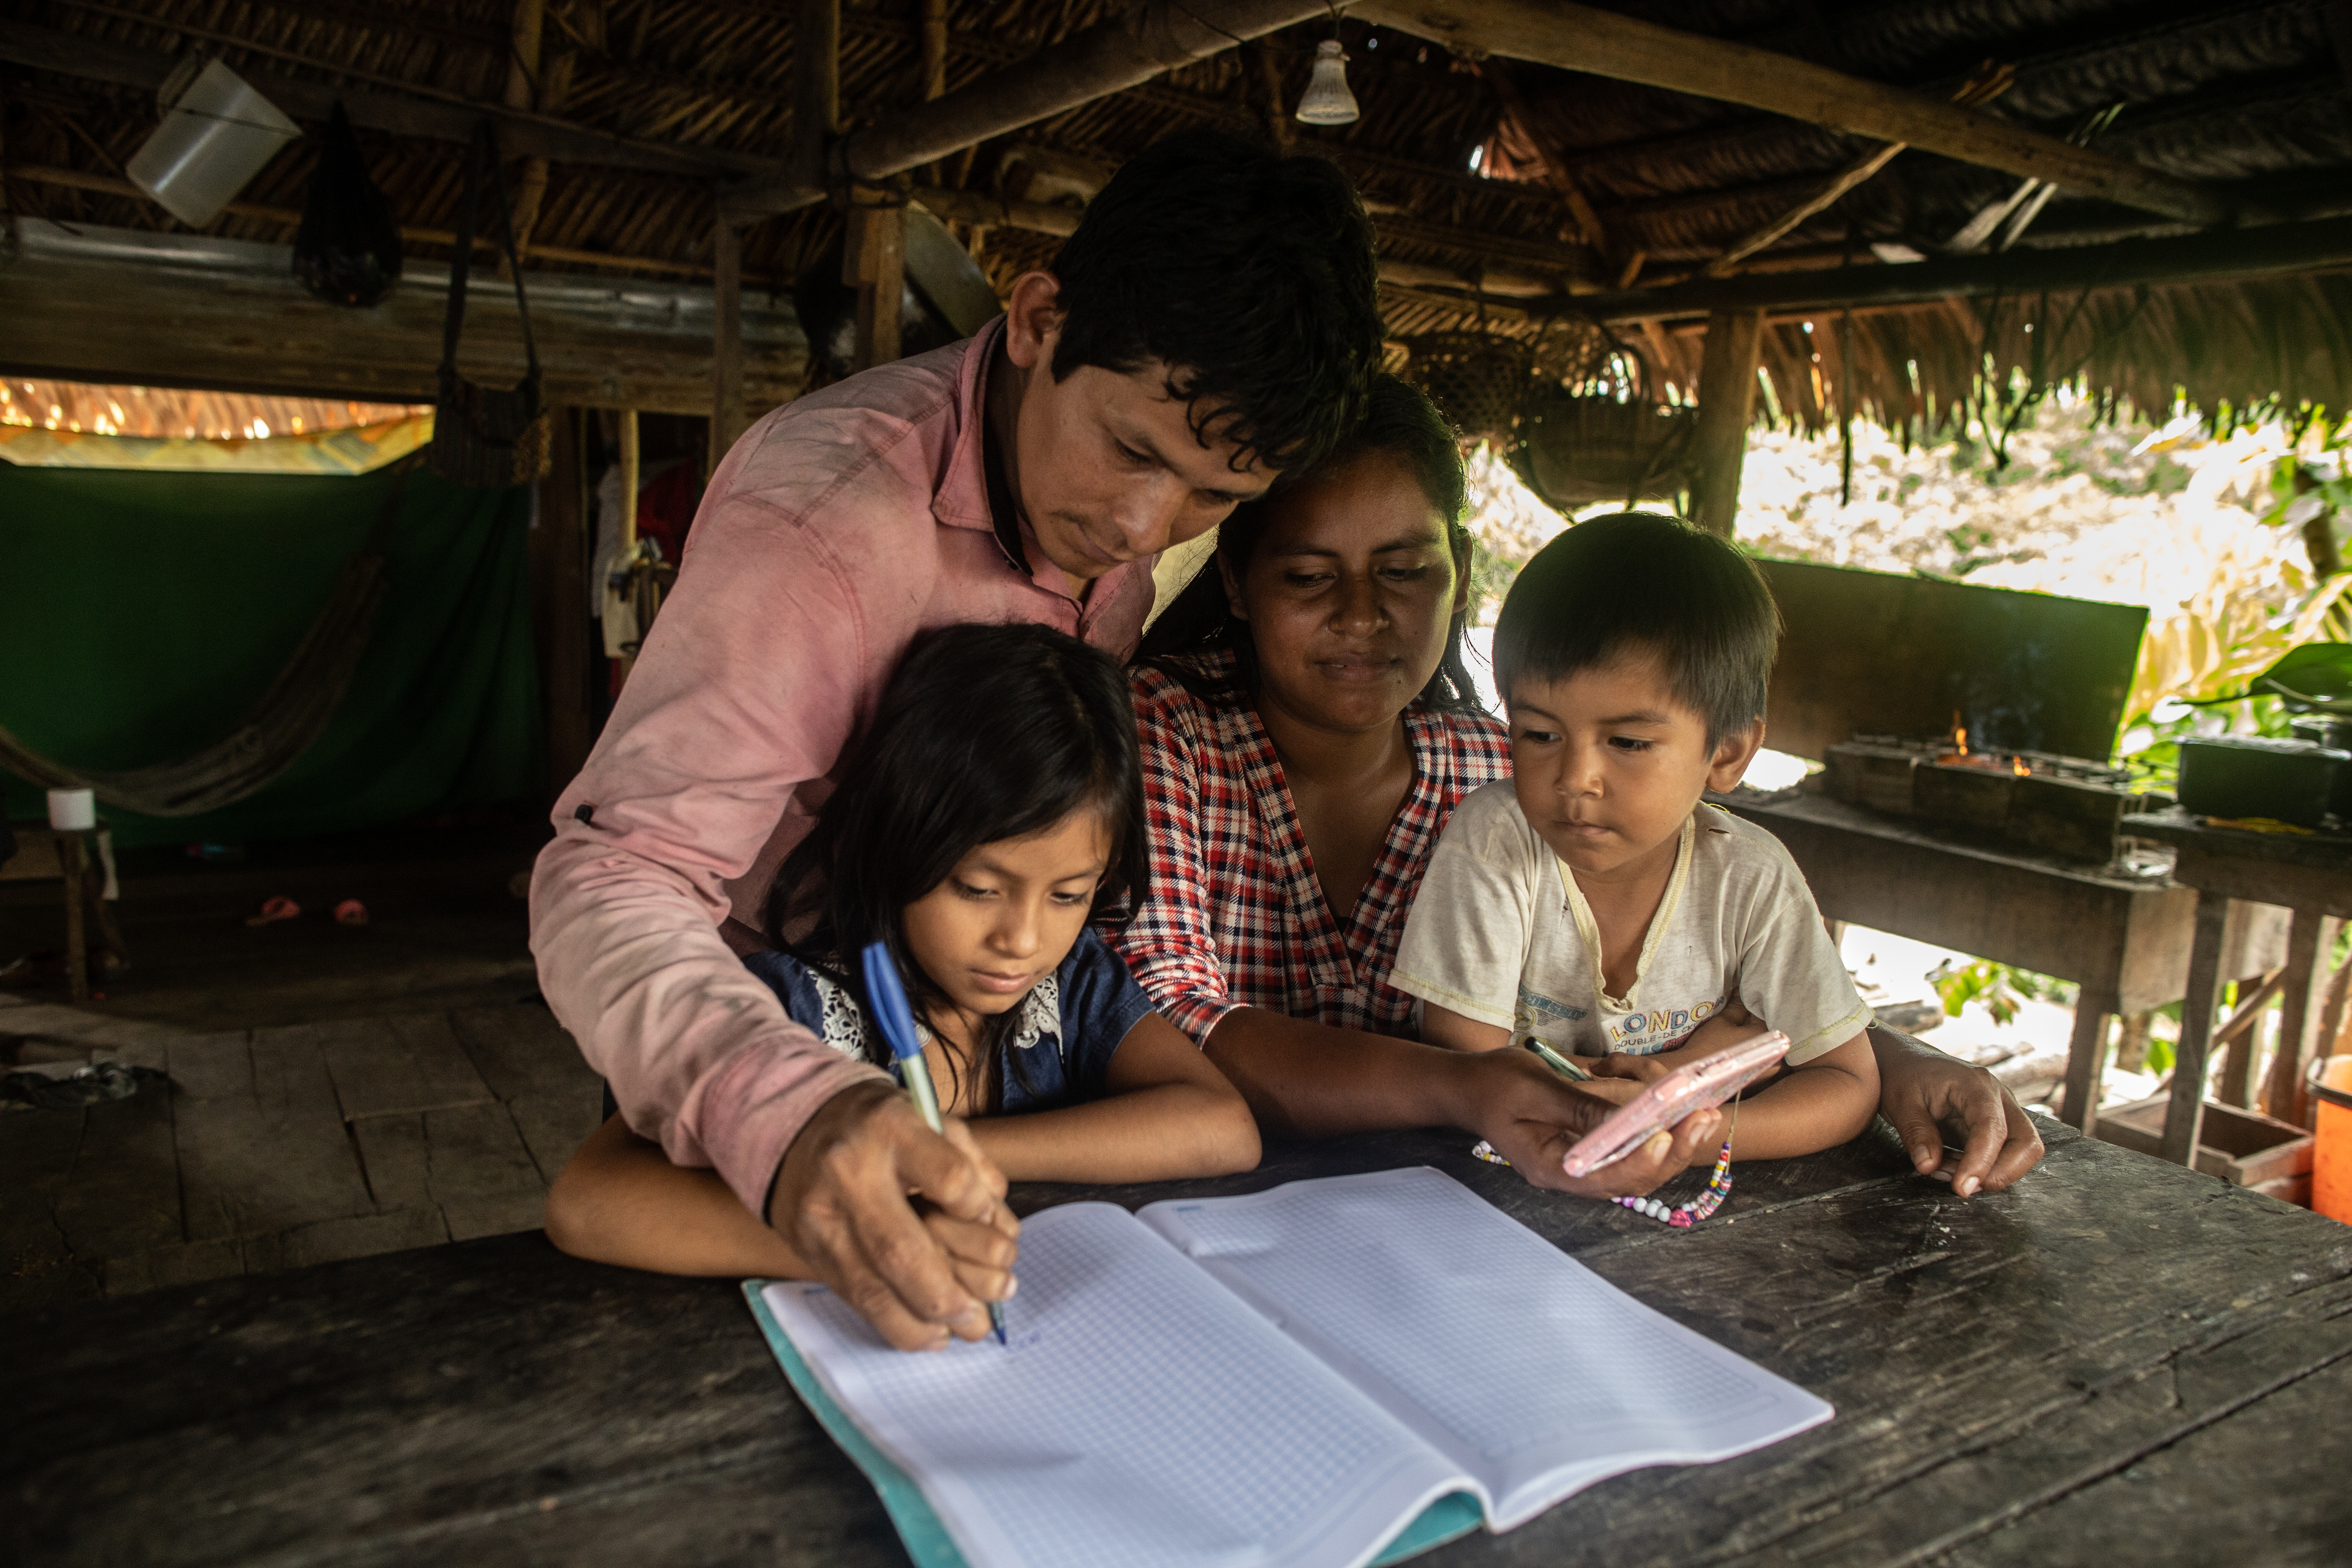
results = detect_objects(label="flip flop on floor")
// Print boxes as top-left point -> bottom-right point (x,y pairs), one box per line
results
245,896 -> 302,926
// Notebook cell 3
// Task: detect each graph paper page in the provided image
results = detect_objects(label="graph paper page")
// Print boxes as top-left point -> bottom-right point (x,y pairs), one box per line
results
763,1201 -> 1470,1568
1141,1167 -> 1834,1528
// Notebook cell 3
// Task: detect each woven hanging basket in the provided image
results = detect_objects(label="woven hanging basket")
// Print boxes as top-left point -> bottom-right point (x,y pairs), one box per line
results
1511,391 -> 1700,508
1400,331 -> 1533,444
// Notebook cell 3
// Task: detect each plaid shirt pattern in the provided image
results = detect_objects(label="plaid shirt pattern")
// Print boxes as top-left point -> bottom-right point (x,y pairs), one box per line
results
1109,651 -> 1511,1044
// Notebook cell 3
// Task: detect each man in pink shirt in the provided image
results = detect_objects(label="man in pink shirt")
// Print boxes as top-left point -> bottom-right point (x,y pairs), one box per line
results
532,133 -> 1389,1348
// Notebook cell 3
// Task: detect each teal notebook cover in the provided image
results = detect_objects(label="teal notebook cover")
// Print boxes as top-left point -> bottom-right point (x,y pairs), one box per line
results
742,1280 -> 1484,1568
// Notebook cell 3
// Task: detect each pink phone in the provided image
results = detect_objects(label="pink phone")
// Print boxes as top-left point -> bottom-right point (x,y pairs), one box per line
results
1559,1032 -> 1791,1178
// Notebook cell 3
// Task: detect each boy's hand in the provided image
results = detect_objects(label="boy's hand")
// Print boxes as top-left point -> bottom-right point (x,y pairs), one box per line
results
768,1080 -> 1019,1351
1572,1075 -> 1646,1106
1589,1050 -> 1675,1085
1591,998 -> 1767,1085
1463,1049 -> 1718,1196
1678,994 -> 1759,1055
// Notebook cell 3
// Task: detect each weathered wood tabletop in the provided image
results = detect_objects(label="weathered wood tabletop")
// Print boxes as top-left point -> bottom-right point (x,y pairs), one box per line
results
7,1120 -> 2349,1568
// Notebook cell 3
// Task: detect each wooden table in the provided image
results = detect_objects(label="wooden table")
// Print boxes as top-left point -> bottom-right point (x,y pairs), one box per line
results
2125,808 -> 2352,1162
1719,792 -> 2282,1137
0,821 -> 123,1002
8,1122 -> 2349,1566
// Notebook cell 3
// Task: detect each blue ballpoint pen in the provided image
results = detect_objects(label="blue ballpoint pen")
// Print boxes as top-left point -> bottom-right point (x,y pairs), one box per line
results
860,942 -> 1009,1347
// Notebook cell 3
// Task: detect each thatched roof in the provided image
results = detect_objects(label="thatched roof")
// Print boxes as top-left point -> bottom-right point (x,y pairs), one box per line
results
4,0 -> 2348,420
1642,271 -> 2352,438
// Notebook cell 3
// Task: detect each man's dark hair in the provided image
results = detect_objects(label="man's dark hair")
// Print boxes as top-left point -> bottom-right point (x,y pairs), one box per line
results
1050,129 -> 1382,474
769,623 -> 1148,1110
1138,373 -> 1482,711
1491,513 -> 1781,746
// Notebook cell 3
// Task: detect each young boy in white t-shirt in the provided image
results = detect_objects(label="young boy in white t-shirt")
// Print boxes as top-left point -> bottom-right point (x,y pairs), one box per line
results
1391,513 -> 1878,1162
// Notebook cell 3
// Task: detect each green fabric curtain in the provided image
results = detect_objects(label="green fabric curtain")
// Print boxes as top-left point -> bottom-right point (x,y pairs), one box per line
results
0,461 -> 542,848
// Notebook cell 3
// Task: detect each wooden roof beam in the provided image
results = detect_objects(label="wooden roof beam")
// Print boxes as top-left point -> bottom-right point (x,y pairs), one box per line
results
907,185 -> 1565,299
6,163 -> 769,282
1548,215 -> 2352,324
723,0 -> 1331,218
0,218 -> 805,413
0,20 -> 763,179
1354,0 -> 2238,227
1477,59 -> 1611,254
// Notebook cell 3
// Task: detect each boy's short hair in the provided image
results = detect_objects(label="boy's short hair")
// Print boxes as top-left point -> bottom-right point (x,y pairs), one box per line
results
1049,130 -> 1382,476
1491,513 -> 1781,746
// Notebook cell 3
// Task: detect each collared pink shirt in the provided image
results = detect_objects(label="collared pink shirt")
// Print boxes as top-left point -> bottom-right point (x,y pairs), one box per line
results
530,320 -> 1158,1212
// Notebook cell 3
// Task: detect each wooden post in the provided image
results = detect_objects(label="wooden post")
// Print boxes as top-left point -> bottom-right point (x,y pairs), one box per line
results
2158,890 -> 2231,1166
792,0 -> 841,192
2263,909 -> 2335,1121
1687,307 -> 1765,537
2113,1011 -> 2154,1072
919,0 -> 948,181
2217,1008 -> 2256,1107
88,845 -> 125,968
504,0 -> 549,266
2060,1005 -> 2112,1137
845,199 -> 906,372
611,410 -> 643,688
619,409 -> 640,554
533,407 -> 594,795
61,831 -> 88,1004
1250,41 -> 1295,153
919,0 -> 948,100
502,0 -> 544,115
710,214 -> 746,473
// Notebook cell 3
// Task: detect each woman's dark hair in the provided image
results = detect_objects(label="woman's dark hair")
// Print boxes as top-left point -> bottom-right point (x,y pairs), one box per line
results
1137,373 -> 1481,712
767,623 -> 1149,1109
1050,129 -> 1383,475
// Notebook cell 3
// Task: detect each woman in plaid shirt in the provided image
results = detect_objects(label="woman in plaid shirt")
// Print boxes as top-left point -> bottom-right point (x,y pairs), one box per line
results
1113,375 -> 2046,1200
1114,377 -> 1720,1194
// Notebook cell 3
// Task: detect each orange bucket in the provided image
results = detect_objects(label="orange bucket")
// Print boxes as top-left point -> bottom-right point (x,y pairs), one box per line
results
2311,1055 -> 2352,1225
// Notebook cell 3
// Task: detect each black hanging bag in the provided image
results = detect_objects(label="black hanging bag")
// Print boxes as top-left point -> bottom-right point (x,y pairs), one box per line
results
429,121 -> 550,488
291,101 -> 402,307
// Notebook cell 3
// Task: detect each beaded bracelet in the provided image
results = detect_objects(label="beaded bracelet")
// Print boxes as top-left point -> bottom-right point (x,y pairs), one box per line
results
1615,1096 -> 1740,1229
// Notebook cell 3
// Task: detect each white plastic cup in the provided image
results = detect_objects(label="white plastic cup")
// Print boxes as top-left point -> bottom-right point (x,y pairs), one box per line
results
127,60 -> 302,228
47,788 -> 96,831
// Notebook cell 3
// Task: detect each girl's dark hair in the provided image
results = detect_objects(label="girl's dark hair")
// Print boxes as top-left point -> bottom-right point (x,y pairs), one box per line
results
767,622 -> 1149,1109
1137,373 -> 1481,711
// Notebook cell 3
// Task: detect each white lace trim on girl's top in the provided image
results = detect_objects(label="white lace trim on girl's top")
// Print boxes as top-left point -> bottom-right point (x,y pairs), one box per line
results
1008,974 -> 1063,1054
808,969 -> 879,1060
804,967 -> 1064,1061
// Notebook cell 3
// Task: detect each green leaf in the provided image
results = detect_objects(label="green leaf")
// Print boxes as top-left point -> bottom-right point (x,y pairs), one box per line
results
2252,642 -> 2352,712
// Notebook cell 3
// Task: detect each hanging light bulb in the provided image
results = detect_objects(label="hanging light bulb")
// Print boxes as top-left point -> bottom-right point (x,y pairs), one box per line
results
1294,39 -> 1360,126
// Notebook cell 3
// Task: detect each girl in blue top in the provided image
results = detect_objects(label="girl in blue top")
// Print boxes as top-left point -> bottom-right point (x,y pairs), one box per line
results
547,623 -> 1261,1280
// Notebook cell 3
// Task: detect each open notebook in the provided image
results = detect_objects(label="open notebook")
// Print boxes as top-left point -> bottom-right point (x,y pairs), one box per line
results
747,1167 -> 1831,1568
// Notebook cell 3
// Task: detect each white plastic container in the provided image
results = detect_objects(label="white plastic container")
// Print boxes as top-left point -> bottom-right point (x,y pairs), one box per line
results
46,788 -> 96,831
127,60 -> 301,227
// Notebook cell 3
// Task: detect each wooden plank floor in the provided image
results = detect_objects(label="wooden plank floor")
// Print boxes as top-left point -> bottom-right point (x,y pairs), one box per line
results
0,998 -> 602,1315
